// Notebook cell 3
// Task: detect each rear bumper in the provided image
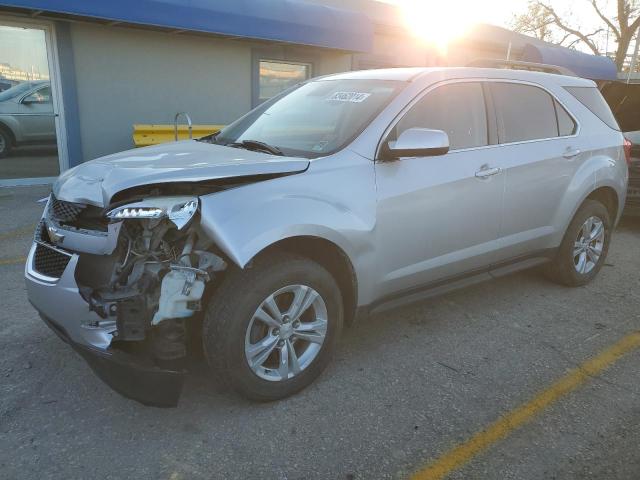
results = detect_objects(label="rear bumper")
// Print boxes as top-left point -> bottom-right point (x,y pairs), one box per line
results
25,242 -> 185,407
625,172 -> 640,215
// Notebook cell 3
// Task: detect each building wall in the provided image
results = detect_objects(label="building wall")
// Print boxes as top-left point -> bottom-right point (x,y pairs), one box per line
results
69,23 -> 352,161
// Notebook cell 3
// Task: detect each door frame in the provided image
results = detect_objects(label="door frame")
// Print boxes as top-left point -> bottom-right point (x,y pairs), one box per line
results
0,14 -> 68,187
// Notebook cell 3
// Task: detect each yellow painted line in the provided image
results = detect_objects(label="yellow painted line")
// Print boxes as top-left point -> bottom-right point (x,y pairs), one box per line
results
411,331 -> 640,480
0,224 -> 36,241
0,256 -> 26,266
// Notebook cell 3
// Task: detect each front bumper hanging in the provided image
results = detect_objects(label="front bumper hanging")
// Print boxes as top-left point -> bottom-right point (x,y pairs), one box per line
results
25,243 -> 186,407
40,313 -> 185,407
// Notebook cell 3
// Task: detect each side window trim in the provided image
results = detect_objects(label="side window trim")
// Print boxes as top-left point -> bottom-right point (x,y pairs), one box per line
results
481,82 -> 499,146
552,98 -> 561,137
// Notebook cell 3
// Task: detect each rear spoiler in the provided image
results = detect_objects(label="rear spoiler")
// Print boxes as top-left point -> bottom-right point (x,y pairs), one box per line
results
466,59 -> 577,77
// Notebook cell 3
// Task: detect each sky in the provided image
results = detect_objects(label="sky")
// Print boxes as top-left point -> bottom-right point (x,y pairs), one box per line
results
385,0 -> 614,55
0,26 -> 49,76
395,0 -> 531,28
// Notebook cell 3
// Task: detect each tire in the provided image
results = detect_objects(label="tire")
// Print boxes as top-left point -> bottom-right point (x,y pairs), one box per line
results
0,128 -> 11,159
546,199 -> 611,287
203,252 -> 343,401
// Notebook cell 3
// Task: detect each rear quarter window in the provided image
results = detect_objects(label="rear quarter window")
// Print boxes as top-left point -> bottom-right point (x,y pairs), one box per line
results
564,86 -> 620,131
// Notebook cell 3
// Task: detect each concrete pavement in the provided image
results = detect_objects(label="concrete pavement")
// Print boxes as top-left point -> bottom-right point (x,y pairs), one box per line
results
1,185 -> 639,480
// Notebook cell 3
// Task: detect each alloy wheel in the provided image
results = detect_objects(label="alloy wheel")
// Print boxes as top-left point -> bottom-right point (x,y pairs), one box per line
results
244,284 -> 328,381
573,216 -> 605,274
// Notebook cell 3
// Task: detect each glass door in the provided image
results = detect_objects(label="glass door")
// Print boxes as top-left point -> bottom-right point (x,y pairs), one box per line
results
0,23 -> 61,183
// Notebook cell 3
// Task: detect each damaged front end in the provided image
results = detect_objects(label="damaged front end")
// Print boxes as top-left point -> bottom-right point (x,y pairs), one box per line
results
26,194 -> 226,407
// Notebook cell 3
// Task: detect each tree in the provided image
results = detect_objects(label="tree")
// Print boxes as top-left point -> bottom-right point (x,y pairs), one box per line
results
512,1 -> 640,70
512,2 -> 558,43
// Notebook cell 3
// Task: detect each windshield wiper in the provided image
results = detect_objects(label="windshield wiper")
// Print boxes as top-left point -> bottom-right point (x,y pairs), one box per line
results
228,139 -> 284,156
197,131 -> 221,144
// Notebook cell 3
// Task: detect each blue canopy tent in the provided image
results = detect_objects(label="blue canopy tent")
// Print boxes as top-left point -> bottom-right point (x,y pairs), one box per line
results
521,43 -> 618,81
0,0 -> 373,52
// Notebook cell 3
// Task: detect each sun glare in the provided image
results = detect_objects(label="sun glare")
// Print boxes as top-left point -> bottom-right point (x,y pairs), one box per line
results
400,0 -> 476,53
397,0 -> 526,54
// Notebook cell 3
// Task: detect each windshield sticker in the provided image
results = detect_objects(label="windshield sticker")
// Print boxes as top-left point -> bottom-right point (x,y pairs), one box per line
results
326,91 -> 371,103
311,141 -> 329,152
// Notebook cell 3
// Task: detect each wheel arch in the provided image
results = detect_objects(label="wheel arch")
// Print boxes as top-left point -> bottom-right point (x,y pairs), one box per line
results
585,186 -> 619,222
249,235 -> 359,325
0,121 -> 16,146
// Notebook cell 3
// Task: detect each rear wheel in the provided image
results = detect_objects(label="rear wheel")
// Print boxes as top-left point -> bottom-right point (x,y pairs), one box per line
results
546,199 -> 611,287
203,252 -> 343,401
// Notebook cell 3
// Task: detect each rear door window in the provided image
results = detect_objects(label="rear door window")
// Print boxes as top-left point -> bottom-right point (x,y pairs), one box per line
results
554,99 -> 577,136
490,83 -> 559,143
565,86 -> 620,131
394,82 -> 488,151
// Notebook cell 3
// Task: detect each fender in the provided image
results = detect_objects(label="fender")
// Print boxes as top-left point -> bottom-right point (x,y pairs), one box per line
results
0,116 -> 21,143
197,153 -> 379,304
594,150 -> 628,225
200,194 -> 368,268
551,148 -> 626,244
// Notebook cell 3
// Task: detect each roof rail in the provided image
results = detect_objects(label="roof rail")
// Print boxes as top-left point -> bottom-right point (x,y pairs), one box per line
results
466,59 -> 577,77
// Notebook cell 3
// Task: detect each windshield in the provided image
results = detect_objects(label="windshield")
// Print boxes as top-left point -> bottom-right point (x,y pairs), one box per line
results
0,82 -> 38,102
214,79 -> 403,158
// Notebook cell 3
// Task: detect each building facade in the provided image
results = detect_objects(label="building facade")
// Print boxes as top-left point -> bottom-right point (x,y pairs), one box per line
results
0,0 -> 617,186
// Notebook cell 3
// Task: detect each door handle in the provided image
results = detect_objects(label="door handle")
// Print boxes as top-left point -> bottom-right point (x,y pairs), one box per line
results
475,166 -> 502,178
563,148 -> 581,159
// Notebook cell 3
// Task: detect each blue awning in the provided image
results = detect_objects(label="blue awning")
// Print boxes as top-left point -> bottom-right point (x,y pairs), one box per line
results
1,0 -> 373,52
522,43 -> 617,81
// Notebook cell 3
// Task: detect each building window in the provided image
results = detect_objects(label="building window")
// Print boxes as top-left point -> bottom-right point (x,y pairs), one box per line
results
258,60 -> 311,103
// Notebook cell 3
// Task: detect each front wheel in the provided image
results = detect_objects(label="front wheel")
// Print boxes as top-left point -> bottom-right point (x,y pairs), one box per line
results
546,199 -> 611,287
203,252 -> 343,401
0,129 -> 11,159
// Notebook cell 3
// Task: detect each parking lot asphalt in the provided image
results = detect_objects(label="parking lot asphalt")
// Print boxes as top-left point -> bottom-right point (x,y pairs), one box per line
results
0,147 -> 60,180
1,185 -> 639,480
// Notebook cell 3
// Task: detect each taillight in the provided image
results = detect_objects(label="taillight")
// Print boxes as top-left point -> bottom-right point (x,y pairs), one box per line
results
624,138 -> 632,166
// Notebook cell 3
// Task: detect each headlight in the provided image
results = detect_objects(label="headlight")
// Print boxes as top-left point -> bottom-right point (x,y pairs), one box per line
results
107,196 -> 198,230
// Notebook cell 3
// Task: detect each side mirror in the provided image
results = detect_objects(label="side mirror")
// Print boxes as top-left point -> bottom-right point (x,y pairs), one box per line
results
382,128 -> 450,160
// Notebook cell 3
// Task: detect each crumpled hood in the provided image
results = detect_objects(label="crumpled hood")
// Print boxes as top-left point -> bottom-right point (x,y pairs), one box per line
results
53,140 -> 310,207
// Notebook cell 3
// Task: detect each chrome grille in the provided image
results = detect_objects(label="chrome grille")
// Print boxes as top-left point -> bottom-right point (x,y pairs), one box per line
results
33,242 -> 72,278
50,195 -> 85,222
34,220 -> 45,243
47,195 -> 108,232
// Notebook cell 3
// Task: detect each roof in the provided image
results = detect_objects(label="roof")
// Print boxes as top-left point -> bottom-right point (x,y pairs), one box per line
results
322,67 -> 595,86
0,0 -> 374,52
321,67 -> 432,82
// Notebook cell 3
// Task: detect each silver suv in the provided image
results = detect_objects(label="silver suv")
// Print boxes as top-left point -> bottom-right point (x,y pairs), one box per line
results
25,68 -> 628,406
0,80 -> 55,157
